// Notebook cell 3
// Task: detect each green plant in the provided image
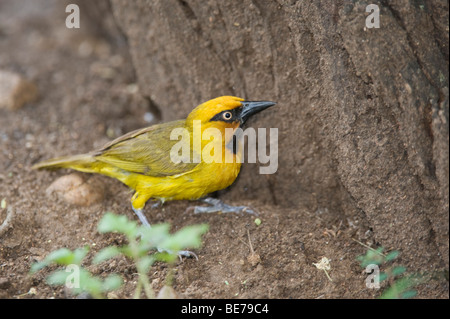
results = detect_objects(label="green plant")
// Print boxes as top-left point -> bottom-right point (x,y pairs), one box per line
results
30,246 -> 122,299
356,243 -> 422,299
30,212 -> 208,298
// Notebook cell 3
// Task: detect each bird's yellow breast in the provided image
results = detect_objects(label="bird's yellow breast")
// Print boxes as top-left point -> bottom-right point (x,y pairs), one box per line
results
128,158 -> 241,207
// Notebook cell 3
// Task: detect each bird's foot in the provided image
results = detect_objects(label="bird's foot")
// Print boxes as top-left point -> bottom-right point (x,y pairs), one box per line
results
132,207 -> 198,260
187,197 -> 258,215
157,247 -> 198,261
149,198 -> 166,209
150,201 -> 161,209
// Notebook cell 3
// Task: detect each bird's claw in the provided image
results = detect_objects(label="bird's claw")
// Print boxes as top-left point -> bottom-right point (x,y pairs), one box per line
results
157,247 -> 198,261
133,207 -> 198,261
176,250 -> 198,261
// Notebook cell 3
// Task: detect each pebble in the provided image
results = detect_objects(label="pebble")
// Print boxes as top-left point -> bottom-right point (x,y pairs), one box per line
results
157,285 -> 178,299
0,70 -> 38,110
45,173 -> 105,207
0,277 -> 10,289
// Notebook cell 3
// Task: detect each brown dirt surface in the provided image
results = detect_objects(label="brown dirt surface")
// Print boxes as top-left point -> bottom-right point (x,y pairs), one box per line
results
0,0 -> 448,299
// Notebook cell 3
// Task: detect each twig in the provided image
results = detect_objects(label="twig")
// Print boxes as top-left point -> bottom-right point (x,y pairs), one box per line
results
247,229 -> 255,255
352,238 -> 386,257
0,207 -> 14,236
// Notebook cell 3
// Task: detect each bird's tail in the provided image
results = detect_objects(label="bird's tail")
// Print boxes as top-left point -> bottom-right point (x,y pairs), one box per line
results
32,153 -> 98,174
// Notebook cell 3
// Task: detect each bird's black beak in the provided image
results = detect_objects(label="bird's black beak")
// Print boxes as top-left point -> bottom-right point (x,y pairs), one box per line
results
240,101 -> 276,124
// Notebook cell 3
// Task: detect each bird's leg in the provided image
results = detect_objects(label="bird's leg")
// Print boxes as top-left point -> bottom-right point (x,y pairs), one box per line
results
132,206 -> 151,227
131,205 -> 198,260
190,197 -> 258,215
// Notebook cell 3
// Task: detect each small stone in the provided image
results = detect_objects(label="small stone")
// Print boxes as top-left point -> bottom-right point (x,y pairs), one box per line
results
157,285 -> 178,299
247,253 -> 261,267
0,70 -> 38,110
0,277 -> 11,289
107,292 -> 119,299
46,174 -> 104,207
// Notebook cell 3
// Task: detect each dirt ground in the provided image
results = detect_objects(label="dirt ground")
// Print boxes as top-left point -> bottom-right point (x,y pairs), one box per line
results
0,1 -> 448,299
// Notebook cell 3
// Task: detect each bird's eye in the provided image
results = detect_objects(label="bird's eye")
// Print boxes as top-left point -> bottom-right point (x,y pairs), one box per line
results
222,111 -> 233,121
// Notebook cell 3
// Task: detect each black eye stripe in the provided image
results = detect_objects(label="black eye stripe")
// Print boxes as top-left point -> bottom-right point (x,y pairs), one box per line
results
210,107 -> 242,123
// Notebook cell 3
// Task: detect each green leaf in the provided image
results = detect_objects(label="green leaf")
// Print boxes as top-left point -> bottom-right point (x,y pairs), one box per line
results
30,247 -> 88,274
93,246 -> 121,264
159,224 -> 208,252
360,256 -> 383,268
30,261 -> 49,274
72,246 -> 90,265
379,272 -> 388,282
357,247 -> 385,268
118,245 -> 134,258
47,265 -> 85,289
45,248 -> 75,265
385,251 -> 399,262
46,269 -> 70,286
379,286 -> 399,299
45,266 -> 107,298
157,251 -> 178,263
138,223 -> 171,251
137,255 -> 156,274
102,274 -> 123,292
77,270 -> 103,297
379,277 -> 418,299
401,290 -> 417,299
98,212 -> 137,237
391,266 -> 407,277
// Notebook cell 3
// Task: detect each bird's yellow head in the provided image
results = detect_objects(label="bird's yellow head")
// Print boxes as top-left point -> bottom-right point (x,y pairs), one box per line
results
185,96 -> 276,133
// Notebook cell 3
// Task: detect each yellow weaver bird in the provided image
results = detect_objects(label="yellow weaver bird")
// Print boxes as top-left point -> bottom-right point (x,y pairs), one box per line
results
33,96 -> 275,244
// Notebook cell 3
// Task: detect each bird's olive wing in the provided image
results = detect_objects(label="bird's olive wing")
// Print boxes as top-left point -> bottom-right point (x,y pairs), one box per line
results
94,120 -> 198,177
